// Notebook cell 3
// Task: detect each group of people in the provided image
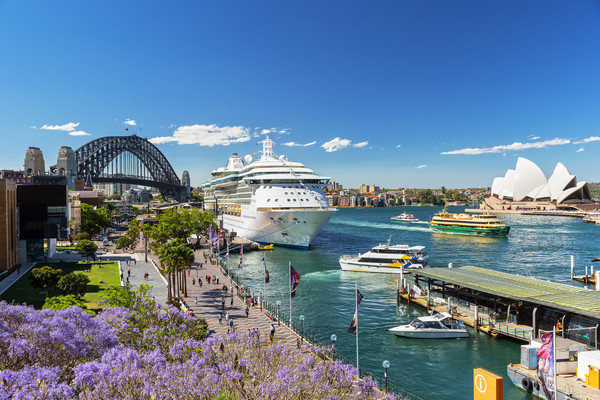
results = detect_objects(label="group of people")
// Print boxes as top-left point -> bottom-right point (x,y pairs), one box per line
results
205,275 -> 220,284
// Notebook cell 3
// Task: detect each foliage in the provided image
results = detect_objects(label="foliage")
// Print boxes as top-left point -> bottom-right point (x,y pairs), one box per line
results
80,203 -> 111,237
100,284 -> 154,309
57,272 -> 90,298
29,266 -> 63,297
444,189 -> 469,203
157,239 -> 194,299
76,239 -> 98,260
116,236 -> 133,249
126,225 -> 140,240
0,300 -> 387,399
415,189 -> 444,206
74,232 -> 90,241
43,295 -> 93,314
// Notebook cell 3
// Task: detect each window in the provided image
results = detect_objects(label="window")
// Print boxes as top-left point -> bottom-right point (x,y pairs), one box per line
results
275,199 -> 279,202
285,192 -> 288,195
293,199 -> 297,201
267,199 -> 270,202
287,199 -> 291,202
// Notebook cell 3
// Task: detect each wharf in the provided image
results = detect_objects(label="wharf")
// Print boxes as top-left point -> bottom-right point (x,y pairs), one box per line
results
465,208 -> 587,217
404,267 -> 600,347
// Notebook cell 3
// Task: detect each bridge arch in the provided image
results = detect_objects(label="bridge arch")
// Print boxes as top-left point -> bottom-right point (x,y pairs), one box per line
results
75,135 -> 185,200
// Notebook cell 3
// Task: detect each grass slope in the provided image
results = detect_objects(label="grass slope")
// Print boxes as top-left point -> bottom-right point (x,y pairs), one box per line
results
0,261 -> 120,310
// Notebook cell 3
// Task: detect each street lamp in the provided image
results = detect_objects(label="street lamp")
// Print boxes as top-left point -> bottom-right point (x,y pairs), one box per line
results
330,334 -> 337,353
299,315 -> 305,334
276,300 -> 281,326
382,360 -> 390,393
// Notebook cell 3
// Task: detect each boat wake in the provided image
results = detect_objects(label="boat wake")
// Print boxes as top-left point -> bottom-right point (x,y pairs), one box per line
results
331,219 -> 431,233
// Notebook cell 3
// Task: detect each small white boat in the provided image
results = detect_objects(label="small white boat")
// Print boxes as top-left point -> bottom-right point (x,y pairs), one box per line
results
339,236 -> 428,274
391,212 -> 419,223
388,312 -> 469,339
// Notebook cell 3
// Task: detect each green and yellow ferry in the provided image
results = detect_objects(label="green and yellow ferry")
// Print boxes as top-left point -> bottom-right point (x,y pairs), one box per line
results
429,209 -> 510,237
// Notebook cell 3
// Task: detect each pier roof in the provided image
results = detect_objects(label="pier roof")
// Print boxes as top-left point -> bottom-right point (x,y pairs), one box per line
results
414,267 -> 600,320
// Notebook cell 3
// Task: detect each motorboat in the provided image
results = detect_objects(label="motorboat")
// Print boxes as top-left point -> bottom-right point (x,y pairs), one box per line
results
388,312 -> 469,338
258,244 -> 274,250
339,236 -> 428,274
391,212 -> 419,223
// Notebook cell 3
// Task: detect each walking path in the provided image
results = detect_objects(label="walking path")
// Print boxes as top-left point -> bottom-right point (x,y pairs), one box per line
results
147,243 -> 303,347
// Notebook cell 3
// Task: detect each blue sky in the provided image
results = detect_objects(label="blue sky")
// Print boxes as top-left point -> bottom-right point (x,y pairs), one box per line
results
1,1 -> 599,189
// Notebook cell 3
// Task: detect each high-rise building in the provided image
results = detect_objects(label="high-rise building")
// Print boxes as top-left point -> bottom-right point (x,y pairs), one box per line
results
359,184 -> 368,193
24,147 -> 45,176
56,146 -> 76,190
0,179 -> 17,270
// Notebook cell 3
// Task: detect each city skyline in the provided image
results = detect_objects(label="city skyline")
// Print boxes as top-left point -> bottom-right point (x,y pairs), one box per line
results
1,1 -> 599,189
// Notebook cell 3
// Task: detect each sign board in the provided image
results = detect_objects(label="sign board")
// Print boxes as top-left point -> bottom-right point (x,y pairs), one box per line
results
473,368 -> 503,400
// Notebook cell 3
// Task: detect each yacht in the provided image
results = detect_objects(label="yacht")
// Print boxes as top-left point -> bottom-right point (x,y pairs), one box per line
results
429,207 -> 510,237
388,312 -> 469,339
201,136 -> 337,249
391,212 -> 419,223
339,237 -> 428,273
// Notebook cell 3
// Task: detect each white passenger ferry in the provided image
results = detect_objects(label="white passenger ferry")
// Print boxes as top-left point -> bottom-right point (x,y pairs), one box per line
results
202,136 -> 337,249
339,237 -> 429,273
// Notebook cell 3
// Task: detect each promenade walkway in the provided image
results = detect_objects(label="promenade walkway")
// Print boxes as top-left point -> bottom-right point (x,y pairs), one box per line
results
147,243 -> 303,347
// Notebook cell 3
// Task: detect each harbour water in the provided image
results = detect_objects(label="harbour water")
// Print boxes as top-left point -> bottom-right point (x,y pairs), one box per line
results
232,207 -> 600,399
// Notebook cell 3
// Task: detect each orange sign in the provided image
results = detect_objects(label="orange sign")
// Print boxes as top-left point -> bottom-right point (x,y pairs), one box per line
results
473,368 -> 503,400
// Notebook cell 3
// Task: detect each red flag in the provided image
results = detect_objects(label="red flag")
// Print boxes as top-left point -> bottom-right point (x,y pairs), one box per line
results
290,265 -> 300,297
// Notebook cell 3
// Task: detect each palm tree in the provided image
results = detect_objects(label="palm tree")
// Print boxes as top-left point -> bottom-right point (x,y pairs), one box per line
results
157,239 -> 194,300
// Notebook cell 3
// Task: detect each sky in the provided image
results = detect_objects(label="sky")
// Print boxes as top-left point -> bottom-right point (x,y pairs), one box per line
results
1,1 -> 600,189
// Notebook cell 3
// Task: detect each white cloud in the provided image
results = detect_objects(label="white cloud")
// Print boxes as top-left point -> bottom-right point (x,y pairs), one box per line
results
303,141 -> 316,147
416,164 -> 428,169
396,144 -> 401,148
41,122 -> 80,132
441,138 -> 570,155
529,135 -> 540,140
124,119 -> 136,126
69,130 -> 91,136
261,129 -> 272,135
168,123 -> 177,129
321,137 -> 352,152
279,129 -> 290,134
281,142 -> 301,147
577,147 -> 585,152
30,125 -> 37,129
574,136 -> 600,144
149,124 -> 251,146
353,141 -> 368,148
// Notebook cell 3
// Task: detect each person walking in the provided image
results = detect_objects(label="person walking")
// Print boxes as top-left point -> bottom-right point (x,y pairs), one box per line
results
269,323 -> 275,344
192,278 -> 195,286
228,319 -> 234,331
225,312 -> 229,322
245,306 -> 249,318
222,297 -> 225,310
230,296 -> 234,307
127,269 -> 131,278
199,278 -> 202,287
218,312 -> 223,324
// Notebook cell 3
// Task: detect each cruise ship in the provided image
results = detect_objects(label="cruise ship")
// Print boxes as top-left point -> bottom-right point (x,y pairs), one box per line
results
201,136 -> 337,249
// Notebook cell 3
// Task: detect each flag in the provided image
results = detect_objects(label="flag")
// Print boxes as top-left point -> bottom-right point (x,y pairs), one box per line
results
238,245 -> 243,269
537,331 -> 556,400
347,289 -> 364,335
125,127 -> 129,131
263,256 -> 270,284
290,265 -> 300,297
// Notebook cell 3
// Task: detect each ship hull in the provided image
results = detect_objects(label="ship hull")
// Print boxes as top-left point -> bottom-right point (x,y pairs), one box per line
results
220,207 -> 337,249
429,223 -> 510,237
339,261 -> 426,274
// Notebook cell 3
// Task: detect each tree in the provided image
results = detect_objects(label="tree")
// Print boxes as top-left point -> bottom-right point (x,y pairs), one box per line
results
157,239 -> 194,300
57,272 -> 90,298
76,239 -> 98,261
116,236 -> 133,249
75,232 -> 90,241
43,295 -> 92,313
80,203 -> 111,237
102,284 -> 155,309
29,266 -> 63,297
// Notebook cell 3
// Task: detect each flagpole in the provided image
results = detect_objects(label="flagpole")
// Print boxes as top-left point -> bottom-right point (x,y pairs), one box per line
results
355,283 -> 359,378
263,257 -> 266,309
553,329 -> 557,400
289,261 -> 292,330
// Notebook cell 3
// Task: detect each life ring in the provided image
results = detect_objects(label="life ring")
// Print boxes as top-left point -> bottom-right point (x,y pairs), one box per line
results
522,378 -> 533,393
533,381 -> 540,392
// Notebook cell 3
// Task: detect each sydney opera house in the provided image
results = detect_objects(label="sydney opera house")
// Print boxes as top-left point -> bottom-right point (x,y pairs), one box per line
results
482,158 -> 595,212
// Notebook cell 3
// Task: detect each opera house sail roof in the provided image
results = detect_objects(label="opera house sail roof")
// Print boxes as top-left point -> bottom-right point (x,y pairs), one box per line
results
491,158 -> 590,204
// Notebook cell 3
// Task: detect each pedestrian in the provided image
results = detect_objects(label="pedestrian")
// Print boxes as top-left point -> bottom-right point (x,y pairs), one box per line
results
127,269 -> 131,277
134,259 -> 136,265
270,323 -> 275,344
256,328 -> 260,342
245,306 -> 249,318
188,269 -> 190,276
126,277 -> 129,284
230,286 -> 234,295
192,278 -> 195,286
296,338 -> 301,349
222,297 -> 225,310
250,297 -> 254,307
225,312 -> 229,321
230,297 -> 234,307
218,312 -> 223,324
228,319 -> 234,331
120,272 -> 123,281
207,275 -> 211,284
216,275 -> 219,284
194,296 -> 198,305
199,278 -> 203,287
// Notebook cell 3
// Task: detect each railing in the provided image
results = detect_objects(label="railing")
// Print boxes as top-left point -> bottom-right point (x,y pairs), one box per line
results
218,258 -> 427,400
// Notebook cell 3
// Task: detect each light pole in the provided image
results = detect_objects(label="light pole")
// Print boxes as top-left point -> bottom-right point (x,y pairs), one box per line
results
382,360 -> 390,393
276,300 -> 281,326
299,315 -> 304,335
330,334 -> 337,354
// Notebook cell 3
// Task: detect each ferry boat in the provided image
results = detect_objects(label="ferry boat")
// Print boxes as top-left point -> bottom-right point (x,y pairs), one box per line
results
339,237 -> 428,273
429,207 -> 510,237
391,212 -> 419,223
388,312 -> 469,339
201,136 -> 337,249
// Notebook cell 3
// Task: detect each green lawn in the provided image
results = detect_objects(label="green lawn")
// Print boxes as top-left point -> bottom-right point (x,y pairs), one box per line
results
0,261 -> 121,310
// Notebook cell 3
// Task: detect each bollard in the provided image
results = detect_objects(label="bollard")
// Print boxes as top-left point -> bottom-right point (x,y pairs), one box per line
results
596,272 -> 600,291
474,306 -> 479,331
448,262 -> 453,268
571,255 -> 575,279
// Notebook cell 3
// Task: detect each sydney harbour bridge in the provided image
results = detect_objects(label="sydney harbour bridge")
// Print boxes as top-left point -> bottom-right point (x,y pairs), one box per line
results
72,135 -> 188,201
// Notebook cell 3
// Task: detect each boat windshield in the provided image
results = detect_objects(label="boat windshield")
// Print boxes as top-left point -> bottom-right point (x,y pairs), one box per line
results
409,320 -> 443,329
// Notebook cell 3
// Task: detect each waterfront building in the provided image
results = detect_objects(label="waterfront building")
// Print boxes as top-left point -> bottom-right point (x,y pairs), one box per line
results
369,185 -> 379,193
350,195 -> 357,207
338,196 -> 350,207
0,179 -> 17,271
484,158 -> 595,211
359,184 -> 368,194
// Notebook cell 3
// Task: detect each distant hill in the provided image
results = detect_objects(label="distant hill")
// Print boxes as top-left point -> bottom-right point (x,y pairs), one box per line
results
589,182 -> 600,200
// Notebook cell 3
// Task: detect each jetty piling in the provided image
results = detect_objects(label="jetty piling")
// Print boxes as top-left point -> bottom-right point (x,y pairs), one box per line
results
596,272 -> 600,291
571,255 -> 575,279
